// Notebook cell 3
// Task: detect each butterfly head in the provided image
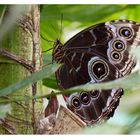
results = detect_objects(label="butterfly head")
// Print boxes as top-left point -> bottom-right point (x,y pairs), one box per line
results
52,39 -> 64,63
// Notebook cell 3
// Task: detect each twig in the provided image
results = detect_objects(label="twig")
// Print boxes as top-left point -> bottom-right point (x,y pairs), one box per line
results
0,48 -> 34,73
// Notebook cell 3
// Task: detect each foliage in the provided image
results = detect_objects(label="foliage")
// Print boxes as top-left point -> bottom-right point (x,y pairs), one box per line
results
0,104 -> 11,119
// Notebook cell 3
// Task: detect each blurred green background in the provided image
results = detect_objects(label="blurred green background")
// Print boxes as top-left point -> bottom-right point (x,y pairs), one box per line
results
40,5 -> 140,51
41,5 -> 140,134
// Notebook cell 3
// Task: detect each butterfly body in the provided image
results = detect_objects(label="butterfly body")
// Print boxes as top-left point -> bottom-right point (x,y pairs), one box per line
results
53,20 -> 140,125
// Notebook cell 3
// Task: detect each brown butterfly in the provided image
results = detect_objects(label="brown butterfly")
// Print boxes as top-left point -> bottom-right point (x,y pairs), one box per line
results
52,20 -> 140,126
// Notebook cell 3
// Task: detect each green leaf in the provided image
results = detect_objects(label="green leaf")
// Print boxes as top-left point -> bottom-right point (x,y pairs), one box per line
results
0,5 -> 6,17
0,63 -> 60,96
0,104 -> 11,119
42,53 -> 52,64
41,5 -> 128,23
130,46 -> 140,63
43,76 -> 59,90
42,54 -> 59,90
63,71 -> 140,95
120,89 -> 140,115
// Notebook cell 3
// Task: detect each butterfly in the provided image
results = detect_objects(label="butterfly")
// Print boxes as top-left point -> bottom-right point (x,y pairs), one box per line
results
52,19 -> 140,126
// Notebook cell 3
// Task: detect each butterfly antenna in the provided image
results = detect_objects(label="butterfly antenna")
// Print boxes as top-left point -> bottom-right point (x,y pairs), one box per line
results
59,13 -> 63,41
40,34 -> 55,43
41,34 -> 55,53
42,47 -> 53,53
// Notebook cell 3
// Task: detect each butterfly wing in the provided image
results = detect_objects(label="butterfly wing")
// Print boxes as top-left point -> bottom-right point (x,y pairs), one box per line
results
66,89 -> 123,125
54,20 -> 140,125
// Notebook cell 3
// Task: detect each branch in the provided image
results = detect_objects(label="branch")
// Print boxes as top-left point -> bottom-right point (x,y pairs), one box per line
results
0,48 -> 34,73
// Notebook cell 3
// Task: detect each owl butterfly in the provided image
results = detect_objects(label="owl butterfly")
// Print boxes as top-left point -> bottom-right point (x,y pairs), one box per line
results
52,20 -> 140,126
